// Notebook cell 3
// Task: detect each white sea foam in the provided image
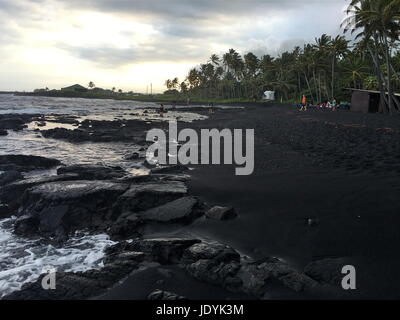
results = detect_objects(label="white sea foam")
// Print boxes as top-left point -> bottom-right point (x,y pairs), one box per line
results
0,217 -> 116,298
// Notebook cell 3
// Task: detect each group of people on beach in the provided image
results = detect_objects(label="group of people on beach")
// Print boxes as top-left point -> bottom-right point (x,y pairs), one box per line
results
299,95 -> 339,112
316,99 -> 338,111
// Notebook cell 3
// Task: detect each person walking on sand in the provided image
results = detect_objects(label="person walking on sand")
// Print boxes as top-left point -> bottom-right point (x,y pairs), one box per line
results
300,95 -> 307,111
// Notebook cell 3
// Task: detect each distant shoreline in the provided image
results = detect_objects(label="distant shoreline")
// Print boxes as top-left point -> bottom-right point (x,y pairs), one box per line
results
12,91 -> 275,107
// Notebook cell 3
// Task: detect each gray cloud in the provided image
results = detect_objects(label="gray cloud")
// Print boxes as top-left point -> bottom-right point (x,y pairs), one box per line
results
59,39 -> 210,67
65,0 -> 322,19
0,0 -> 349,90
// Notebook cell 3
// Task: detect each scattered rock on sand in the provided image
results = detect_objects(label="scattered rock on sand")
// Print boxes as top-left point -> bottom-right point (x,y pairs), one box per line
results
139,196 -> 203,224
147,289 -> 186,300
205,206 -> 237,221
304,258 -> 350,286
237,258 -> 318,296
183,242 -> 318,297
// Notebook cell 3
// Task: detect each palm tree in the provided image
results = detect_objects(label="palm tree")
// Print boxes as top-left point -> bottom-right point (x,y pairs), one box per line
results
341,55 -> 369,88
244,52 -> 260,77
330,35 -> 350,97
180,81 -> 188,93
88,81 -> 95,89
170,2 -> 400,104
343,0 -> 400,113
209,54 -> 220,66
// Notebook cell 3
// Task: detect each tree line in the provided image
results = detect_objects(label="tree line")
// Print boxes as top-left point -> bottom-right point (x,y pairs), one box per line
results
165,0 -> 400,113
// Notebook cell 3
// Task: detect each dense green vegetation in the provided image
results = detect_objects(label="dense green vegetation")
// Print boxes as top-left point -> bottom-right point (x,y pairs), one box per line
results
164,0 -> 400,112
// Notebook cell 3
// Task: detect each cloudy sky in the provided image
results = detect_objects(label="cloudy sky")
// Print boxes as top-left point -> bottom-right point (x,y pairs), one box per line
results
0,0 -> 349,93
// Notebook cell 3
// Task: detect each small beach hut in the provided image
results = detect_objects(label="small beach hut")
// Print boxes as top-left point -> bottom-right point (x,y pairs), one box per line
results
348,88 -> 400,113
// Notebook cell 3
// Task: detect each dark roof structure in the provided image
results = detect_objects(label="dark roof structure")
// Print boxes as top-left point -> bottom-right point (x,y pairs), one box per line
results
347,88 -> 400,113
61,84 -> 88,91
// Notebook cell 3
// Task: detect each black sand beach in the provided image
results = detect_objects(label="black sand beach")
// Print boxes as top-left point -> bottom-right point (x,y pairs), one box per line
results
98,104 -> 400,300
184,105 -> 400,299
2,102 -> 400,300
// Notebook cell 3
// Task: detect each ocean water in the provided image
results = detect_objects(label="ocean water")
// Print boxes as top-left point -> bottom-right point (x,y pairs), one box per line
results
0,217 -> 116,298
0,94 -> 207,171
0,94 -> 206,298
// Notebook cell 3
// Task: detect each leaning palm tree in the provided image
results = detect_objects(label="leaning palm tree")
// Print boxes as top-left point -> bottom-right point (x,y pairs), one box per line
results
343,0 -> 400,113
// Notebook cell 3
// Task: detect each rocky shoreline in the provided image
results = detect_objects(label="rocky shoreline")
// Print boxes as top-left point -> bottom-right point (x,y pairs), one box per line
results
1,152 -> 340,300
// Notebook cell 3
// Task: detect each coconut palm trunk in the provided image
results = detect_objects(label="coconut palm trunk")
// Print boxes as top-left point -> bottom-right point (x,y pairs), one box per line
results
367,44 -> 389,112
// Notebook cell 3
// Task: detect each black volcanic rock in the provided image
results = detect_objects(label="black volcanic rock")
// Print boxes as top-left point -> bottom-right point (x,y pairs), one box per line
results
0,170 -> 23,186
150,164 -> 189,174
57,164 -> 127,180
128,238 -> 201,264
0,173 -> 80,206
182,242 -> 318,297
0,155 -> 61,172
181,242 -> 241,265
138,196 -> 203,224
3,243 -> 146,300
304,258 -> 351,286
236,259 -> 318,296
41,128 -> 91,142
0,117 -> 28,131
14,180 -> 129,238
112,180 -> 188,217
205,206 -> 237,221
147,289 -> 186,300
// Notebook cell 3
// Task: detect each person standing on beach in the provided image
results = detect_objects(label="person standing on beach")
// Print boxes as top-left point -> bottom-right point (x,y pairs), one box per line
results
208,102 -> 214,114
331,98 -> 338,111
159,104 -> 165,117
300,95 -> 307,111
